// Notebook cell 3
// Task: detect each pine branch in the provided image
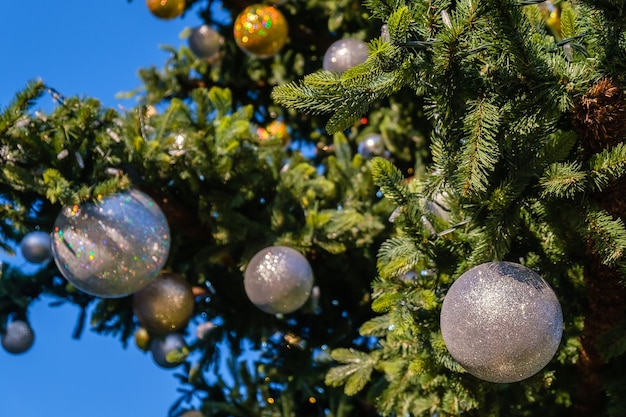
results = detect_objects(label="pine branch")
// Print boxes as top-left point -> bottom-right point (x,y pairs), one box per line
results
540,161 -> 587,199
586,208 -> 626,265
370,157 -> 410,206
589,142 -> 626,191
456,98 -> 501,197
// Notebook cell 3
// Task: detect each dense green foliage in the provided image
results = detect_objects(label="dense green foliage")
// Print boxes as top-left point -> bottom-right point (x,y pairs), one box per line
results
2,0 -> 626,416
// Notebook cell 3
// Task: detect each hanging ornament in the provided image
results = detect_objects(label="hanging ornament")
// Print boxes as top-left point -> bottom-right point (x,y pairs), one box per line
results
150,333 -> 187,368
133,272 -> 195,334
323,38 -> 369,73
146,0 -> 185,20
188,25 -> 223,59
181,411 -> 204,417
258,120 -> 290,146
244,246 -> 314,314
233,4 -> 288,58
134,327 -> 151,352
2,320 -> 35,354
51,189 -> 171,298
20,231 -> 52,264
357,133 -> 386,159
440,261 -> 563,383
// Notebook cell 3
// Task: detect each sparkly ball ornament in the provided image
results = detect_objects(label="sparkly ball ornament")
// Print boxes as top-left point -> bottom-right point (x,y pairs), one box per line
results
357,133 -> 386,159
133,272 -> 195,334
234,5 -> 288,58
146,0 -> 185,20
440,261 -> 563,383
244,246 -> 314,314
150,333 -> 187,368
134,327 -> 151,352
323,38 -> 369,72
2,320 -> 35,354
52,189 -> 171,298
20,231 -> 52,264
188,25 -> 223,59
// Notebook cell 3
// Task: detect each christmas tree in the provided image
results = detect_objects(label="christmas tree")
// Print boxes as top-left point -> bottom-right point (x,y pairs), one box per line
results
2,0 -> 626,416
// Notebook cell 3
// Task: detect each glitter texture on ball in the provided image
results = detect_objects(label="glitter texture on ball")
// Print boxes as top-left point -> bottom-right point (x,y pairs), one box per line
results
133,272 -> 195,334
233,4 -> 288,58
20,231 -> 52,264
188,25 -> 223,59
244,246 -> 314,314
323,38 -> 369,72
52,189 -> 171,298
146,0 -> 185,19
2,320 -> 35,354
440,261 -> 563,383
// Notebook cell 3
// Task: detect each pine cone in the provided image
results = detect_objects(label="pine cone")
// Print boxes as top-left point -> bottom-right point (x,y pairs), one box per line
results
573,78 -> 626,154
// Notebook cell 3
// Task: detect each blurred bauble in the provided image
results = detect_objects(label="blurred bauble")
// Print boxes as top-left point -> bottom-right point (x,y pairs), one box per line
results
20,231 -> 52,264
323,38 -> 369,72
234,4 -> 288,58
146,0 -> 185,19
181,411 -> 204,417
150,333 -> 187,368
357,133 -> 385,159
2,320 -> 34,354
244,246 -> 314,314
133,272 -> 195,334
134,327 -> 151,352
188,25 -> 223,59
258,120 -> 289,146
440,261 -> 563,383
51,189 -> 171,298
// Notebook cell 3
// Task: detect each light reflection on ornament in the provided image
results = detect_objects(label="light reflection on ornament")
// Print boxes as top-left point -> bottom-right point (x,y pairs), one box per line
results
323,38 -> 369,72
234,4 -> 288,58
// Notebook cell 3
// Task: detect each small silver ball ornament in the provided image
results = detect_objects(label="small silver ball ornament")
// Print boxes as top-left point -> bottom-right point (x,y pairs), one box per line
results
188,25 -> 223,59
357,133 -> 385,159
20,231 -> 52,264
150,333 -> 187,368
440,261 -> 563,383
244,246 -> 314,314
2,320 -> 35,354
323,38 -> 369,72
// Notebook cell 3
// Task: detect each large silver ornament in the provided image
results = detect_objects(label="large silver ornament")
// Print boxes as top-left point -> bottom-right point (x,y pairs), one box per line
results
323,38 -> 369,73
2,320 -> 35,354
20,231 -> 52,264
244,246 -> 314,314
52,189 -> 170,298
440,261 -> 563,383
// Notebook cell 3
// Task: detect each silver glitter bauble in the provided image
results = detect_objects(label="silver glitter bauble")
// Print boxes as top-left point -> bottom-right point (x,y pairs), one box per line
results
323,38 -> 369,72
357,133 -> 385,159
2,320 -> 35,354
20,231 -> 52,264
150,333 -> 187,368
133,272 -> 195,334
52,189 -> 171,298
440,261 -> 563,383
188,25 -> 223,59
244,246 -> 314,314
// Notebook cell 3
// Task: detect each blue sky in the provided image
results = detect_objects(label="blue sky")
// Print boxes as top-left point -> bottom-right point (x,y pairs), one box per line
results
0,1 -> 207,416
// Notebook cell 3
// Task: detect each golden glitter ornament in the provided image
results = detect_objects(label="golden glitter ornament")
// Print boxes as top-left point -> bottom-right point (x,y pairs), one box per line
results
233,4 -> 288,58
133,272 -> 195,334
146,0 -> 185,20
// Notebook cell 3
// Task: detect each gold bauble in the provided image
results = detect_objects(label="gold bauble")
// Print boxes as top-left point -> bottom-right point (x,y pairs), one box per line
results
233,5 -> 288,58
146,0 -> 185,20
134,327 -> 151,351
133,272 -> 195,334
